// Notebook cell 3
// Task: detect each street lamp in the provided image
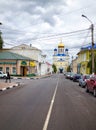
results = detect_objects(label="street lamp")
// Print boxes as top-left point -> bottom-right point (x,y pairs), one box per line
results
82,14 -> 94,73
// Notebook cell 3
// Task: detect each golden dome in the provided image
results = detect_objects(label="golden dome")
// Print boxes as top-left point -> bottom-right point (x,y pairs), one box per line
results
58,42 -> 64,47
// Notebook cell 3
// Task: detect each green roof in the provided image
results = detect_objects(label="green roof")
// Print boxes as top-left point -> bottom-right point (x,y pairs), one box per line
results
0,51 -> 32,60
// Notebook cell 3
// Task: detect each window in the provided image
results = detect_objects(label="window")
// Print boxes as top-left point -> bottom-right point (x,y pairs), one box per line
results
0,67 -> 3,71
6,67 -> 9,73
12,67 -> 16,74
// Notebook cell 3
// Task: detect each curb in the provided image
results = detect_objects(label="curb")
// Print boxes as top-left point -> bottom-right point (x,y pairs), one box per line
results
0,83 -> 19,91
12,75 -> 51,80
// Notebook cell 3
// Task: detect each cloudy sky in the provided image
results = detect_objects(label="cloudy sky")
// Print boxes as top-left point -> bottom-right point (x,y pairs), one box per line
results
0,0 -> 96,63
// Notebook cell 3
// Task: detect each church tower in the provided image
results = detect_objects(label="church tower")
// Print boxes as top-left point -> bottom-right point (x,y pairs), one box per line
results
58,41 -> 64,54
54,48 -> 57,55
53,40 -> 70,73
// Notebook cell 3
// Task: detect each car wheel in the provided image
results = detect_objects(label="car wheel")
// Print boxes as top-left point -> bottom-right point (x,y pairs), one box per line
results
85,85 -> 89,93
81,83 -> 83,88
84,83 -> 86,88
93,88 -> 96,97
3,76 -> 6,79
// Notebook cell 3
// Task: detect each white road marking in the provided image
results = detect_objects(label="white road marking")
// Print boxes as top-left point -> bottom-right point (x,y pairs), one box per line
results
42,77 -> 59,130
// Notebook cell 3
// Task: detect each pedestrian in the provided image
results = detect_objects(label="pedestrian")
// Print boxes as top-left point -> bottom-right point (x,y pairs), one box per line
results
5,72 -> 11,83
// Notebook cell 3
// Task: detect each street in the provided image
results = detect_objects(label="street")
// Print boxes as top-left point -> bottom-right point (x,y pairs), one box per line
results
0,74 -> 96,130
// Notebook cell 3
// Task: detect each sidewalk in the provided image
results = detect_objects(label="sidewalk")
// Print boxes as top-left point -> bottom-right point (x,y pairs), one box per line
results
0,82 -> 18,91
0,74 -> 52,91
12,74 -> 52,79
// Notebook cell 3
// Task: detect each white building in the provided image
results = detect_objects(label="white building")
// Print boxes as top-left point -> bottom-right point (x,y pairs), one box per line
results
3,44 -> 48,76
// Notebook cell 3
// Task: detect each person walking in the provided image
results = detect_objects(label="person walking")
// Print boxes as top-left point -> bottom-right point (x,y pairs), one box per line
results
5,72 -> 11,83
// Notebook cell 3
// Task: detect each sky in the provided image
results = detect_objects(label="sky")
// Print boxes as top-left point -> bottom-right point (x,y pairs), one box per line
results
0,0 -> 96,63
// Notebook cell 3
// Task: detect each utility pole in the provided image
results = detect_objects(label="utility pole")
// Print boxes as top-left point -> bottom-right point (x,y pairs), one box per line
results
0,22 -> 3,49
91,24 -> 94,73
82,15 -> 94,73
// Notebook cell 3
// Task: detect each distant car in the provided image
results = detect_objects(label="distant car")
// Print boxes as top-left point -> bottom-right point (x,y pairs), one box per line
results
0,71 -> 7,79
73,74 -> 81,82
86,75 -> 96,97
69,72 -> 75,80
79,75 -> 90,88
65,72 -> 71,79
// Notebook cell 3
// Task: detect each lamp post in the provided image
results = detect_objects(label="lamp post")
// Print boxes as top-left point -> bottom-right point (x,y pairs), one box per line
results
82,14 -> 94,73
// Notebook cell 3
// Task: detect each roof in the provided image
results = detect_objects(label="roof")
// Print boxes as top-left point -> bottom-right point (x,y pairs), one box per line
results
0,51 -> 33,60
54,54 -> 67,56
11,44 -> 41,51
77,44 -> 96,55
58,42 -> 64,47
54,48 -> 57,51
65,48 -> 68,51
81,44 -> 96,50
46,62 -> 52,66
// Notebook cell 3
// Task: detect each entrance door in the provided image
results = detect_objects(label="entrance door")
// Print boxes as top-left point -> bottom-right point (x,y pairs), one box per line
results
21,66 -> 27,76
59,68 -> 63,73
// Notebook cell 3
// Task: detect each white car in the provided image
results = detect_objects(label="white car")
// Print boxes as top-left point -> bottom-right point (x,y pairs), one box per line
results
0,71 -> 7,78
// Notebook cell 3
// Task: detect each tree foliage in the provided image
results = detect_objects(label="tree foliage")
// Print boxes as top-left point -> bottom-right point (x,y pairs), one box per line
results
67,65 -> 71,72
87,54 -> 96,74
52,64 -> 57,73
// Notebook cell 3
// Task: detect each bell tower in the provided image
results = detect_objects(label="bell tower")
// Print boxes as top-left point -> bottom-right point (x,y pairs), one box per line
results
58,40 -> 64,54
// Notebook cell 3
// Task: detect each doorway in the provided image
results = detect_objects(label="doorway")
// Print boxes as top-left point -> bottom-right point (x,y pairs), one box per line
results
21,66 -> 27,76
59,68 -> 63,73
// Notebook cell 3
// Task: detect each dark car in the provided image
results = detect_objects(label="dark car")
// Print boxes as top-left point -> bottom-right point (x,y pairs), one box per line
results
79,75 -> 90,88
70,72 -> 75,80
73,74 -> 81,82
86,75 -> 96,97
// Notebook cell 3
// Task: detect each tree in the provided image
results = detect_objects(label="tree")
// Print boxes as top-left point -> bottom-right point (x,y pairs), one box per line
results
52,64 -> 57,73
67,65 -> 71,72
0,32 -> 3,49
87,54 -> 96,74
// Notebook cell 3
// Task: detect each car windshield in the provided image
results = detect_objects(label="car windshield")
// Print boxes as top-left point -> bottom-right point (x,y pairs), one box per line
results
86,75 -> 90,79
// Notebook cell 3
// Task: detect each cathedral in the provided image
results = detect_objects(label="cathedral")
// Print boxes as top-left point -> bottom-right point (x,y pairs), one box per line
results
53,41 -> 70,73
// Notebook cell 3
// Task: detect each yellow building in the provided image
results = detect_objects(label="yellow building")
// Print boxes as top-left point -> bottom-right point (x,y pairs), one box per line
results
72,58 -> 78,74
53,41 -> 70,73
77,44 -> 96,74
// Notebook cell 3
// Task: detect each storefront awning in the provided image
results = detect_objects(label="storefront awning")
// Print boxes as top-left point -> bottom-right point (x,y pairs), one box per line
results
0,62 -> 16,65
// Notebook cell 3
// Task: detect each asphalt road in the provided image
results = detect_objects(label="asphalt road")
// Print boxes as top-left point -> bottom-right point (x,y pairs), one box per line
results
0,74 -> 96,130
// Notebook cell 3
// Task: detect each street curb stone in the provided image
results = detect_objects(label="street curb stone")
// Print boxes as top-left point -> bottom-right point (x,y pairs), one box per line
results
0,83 -> 19,91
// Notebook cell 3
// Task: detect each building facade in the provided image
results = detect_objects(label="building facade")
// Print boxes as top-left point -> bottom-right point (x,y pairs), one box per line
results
0,51 -> 36,76
53,41 -> 70,73
72,58 -> 78,74
0,44 -> 49,76
77,44 -> 96,74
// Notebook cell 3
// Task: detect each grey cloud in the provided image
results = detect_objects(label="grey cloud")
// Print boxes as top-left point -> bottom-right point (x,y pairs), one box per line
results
18,0 -> 66,7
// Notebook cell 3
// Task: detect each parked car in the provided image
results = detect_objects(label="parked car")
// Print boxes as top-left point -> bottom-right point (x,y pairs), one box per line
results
79,75 -> 90,88
73,74 -> 81,82
86,75 -> 96,97
69,72 -> 75,80
65,72 -> 71,79
0,71 -> 7,79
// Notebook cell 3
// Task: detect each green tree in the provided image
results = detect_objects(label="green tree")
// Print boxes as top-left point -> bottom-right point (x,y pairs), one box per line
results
87,54 -> 96,74
52,64 -> 57,73
67,65 -> 71,72
0,32 -> 3,49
